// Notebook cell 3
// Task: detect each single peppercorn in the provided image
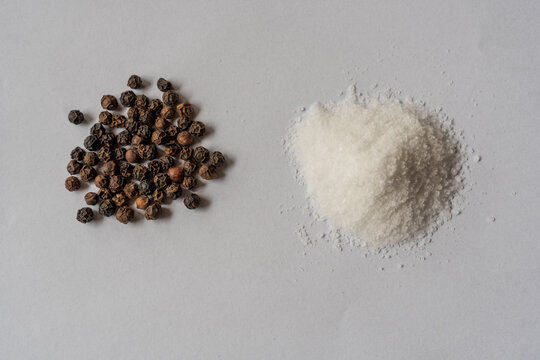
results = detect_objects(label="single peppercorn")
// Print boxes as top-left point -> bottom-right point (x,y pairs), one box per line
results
99,199 -> 116,217
179,146 -> 193,161
116,206 -> 134,224
199,164 -> 216,180
76,207 -> 94,223
159,155 -> 175,170
65,176 -> 81,191
84,192 -> 99,205
148,98 -> 163,113
70,146 -> 86,161
98,188 -> 113,200
109,175 -> 125,193
101,160 -> 118,176
90,123 -> 106,138
123,182 -> 139,199
183,160 -> 197,175
189,121 -> 206,137
80,165 -> 97,182
139,110 -> 155,125
100,132 -> 116,147
112,192 -> 128,207
67,160 -> 82,175
155,117 -> 170,130
101,95 -> 118,110
154,173 -> 169,189
144,203 -> 161,220
127,74 -> 142,89
120,90 -> 136,107
151,129 -> 167,145
168,166 -> 184,183
94,174 -> 109,189
137,144 -> 157,160
83,152 -> 99,166
111,114 -> 126,128
182,176 -> 197,190
127,107 -> 139,121
176,102 -> 194,120
116,130 -> 132,146
165,124 -> 179,138
135,94 -> 148,109
165,183 -> 182,200
164,143 -> 179,156
147,160 -> 162,176
160,105 -> 175,119
119,162 -> 133,178
131,134 -> 145,146
139,179 -> 155,195
68,110 -> 84,125
136,196 -> 150,210
162,90 -> 179,106
184,193 -> 201,209
137,124 -> 151,138
97,146 -> 113,162
125,118 -> 139,134
133,164 -> 149,181
177,131 -> 193,146
157,78 -> 172,92
99,111 -> 113,125
193,146 -> 209,163
178,117 -> 192,130
125,148 -> 139,163
114,147 -> 126,161
83,135 -> 101,151
209,151 -> 225,168
152,189 -> 166,203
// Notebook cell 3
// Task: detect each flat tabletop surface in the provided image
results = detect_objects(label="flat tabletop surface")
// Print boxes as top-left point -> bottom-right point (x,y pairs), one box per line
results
1,0 -> 539,359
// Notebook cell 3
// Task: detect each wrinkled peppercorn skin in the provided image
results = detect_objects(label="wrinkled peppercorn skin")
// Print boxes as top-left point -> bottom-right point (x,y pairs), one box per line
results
68,110 -> 85,125
77,207 -> 94,223
184,193 -> 200,209
127,74 -> 142,89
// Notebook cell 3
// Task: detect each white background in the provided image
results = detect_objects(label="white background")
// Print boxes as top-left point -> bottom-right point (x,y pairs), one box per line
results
1,0 -> 539,359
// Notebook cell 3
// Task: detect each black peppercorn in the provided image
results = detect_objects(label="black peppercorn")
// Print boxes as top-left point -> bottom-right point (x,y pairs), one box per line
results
157,78 -> 172,92
112,192 -> 128,207
99,199 -> 116,217
116,206 -> 134,224
84,192 -> 99,205
100,132 -> 116,147
68,110 -> 84,125
189,121 -> 206,137
165,124 -> 179,138
123,182 -> 139,199
178,117 -> 192,130
137,124 -> 151,138
198,164 -> 216,180
136,196 -> 150,210
65,176 -> 81,191
125,118 -> 139,134
94,175 -> 109,189
182,176 -> 197,190
176,102 -> 194,120
162,90 -> 179,106
137,144 -> 157,161
99,111 -> 113,125
164,143 -> 179,156
209,151 -> 225,168
135,94 -> 148,109
159,155 -> 175,170
98,188 -> 113,201
177,131 -> 193,146
90,123 -> 106,138
83,135 -> 101,151
148,98 -> 163,113
130,134 -> 145,146
160,106 -> 176,119
67,160 -> 82,175
127,107 -> 140,121
101,95 -> 118,110
144,203 -> 161,220
138,110 -> 155,125
153,173 -> 169,189
114,147 -> 126,161
70,146 -> 86,161
116,130 -> 132,146
183,160 -> 197,176
76,207 -> 94,223
133,164 -> 149,181
184,193 -> 200,209
120,90 -> 136,107
80,165 -> 97,182
119,162 -> 133,178
125,149 -> 139,163
147,160 -> 161,176
155,117 -> 170,130
165,183 -> 182,200
193,146 -> 209,163
101,160 -> 118,176
139,179 -> 155,195
151,129 -> 167,145
97,146 -> 113,162
111,114 -> 126,128
152,189 -> 166,203
109,175 -> 125,193
179,146 -> 193,161
83,152 -> 99,166
127,74 -> 142,89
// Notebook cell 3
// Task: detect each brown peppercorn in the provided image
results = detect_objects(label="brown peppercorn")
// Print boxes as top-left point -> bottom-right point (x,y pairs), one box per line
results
189,121 -> 206,137
159,155 -> 175,170
135,94 -> 148,109
165,183 -> 182,199
165,124 -> 179,138
119,162 -> 133,178
160,106 -> 176,119
176,102 -> 194,120
130,134 -> 145,146
125,148 -> 139,163
209,151 -> 225,168
99,111 -> 113,125
137,144 -> 157,160
65,176 -> 80,191
112,192 -> 128,207
83,152 -> 99,166
152,189 -> 166,203
178,117 -> 192,130
94,175 -> 109,189
111,114 -> 127,128
115,206 -> 134,224
139,110 -> 155,125
164,143 -> 179,156
80,165 -> 97,182
184,193 -> 200,209
127,74 -> 142,89
198,164 -> 216,180
101,160 -> 118,176
70,146 -> 86,161
123,182 -> 139,199
148,98 -> 163,113
109,175 -> 125,193
177,131 -> 193,146
84,192 -> 99,205
183,160 -> 197,175
151,130 -> 167,145
168,166 -> 184,183
116,130 -> 132,146
98,188 -> 113,200
68,110 -> 84,125
100,132 -> 115,148
83,135 -> 101,151
114,147 -> 126,161
153,173 -> 169,189
162,90 -> 179,106
99,199 -> 116,217
137,125 -> 151,139
97,146 -> 112,162
193,146 -> 209,163
144,203 -> 161,220
179,146 -> 193,161
157,78 -> 171,92
182,176 -> 197,190
127,107 -> 140,121
120,90 -> 136,107
155,117 -> 169,130
133,164 -> 149,181
136,196 -> 150,210
76,207 -> 94,223
147,160 -> 162,176
101,95 -> 118,110
67,160 -> 82,175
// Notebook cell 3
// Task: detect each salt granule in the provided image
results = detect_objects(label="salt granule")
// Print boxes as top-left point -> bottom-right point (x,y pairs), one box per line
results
287,87 -> 464,248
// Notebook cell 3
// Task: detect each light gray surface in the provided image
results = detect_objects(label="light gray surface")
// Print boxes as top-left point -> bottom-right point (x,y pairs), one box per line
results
1,0 -> 539,359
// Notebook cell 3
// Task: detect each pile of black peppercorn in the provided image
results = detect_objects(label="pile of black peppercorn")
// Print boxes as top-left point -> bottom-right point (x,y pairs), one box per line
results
66,75 -> 225,224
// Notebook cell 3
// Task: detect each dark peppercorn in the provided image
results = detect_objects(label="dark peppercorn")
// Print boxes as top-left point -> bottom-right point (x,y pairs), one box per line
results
116,206 -> 134,224
176,102 -> 194,120
199,164 -> 216,180
127,74 -> 142,89
139,110 -> 155,125
114,147 -> 126,161
97,146 -> 113,162
177,131 -> 193,146
111,114 -> 126,128
157,78 -> 172,92
67,160 -> 82,175
179,146 -> 193,161
209,151 -> 225,168
165,183 -> 182,200
99,111 -> 113,125
119,162 -> 133,178
182,176 -> 197,190
125,118 -> 139,134
162,90 -> 179,106
68,110 -> 84,125
144,203 -> 161,220
147,160 -> 162,176
193,146 -> 209,163
189,121 -> 206,137
120,90 -> 136,107
184,193 -> 200,209
137,144 -> 157,160
125,148 -> 139,163
135,94 -> 148,109
153,173 -> 169,189
65,176 -> 80,191
109,175 -> 125,193
116,130 -> 132,146
70,146 -> 86,161
101,160 -> 118,176
178,117 -> 192,130
127,107 -> 140,121
164,143 -> 179,156
160,106 -> 175,119
137,124 -> 151,138
152,189 -> 166,203
94,175 -> 109,189
76,207 -> 94,223
183,160 -> 197,175
112,192 -> 128,207
98,188 -> 113,200
155,117 -> 169,130
159,155 -> 175,170
99,199 -> 116,217
151,129 -> 167,145
90,123 -> 106,138
100,132 -> 116,147
80,165 -> 97,182
148,99 -> 163,113
130,135 -> 145,146
83,135 -> 101,151
84,192 -> 99,205
123,182 -> 139,199
83,152 -> 99,166
101,95 -> 118,110
139,179 -> 155,195
168,166 -> 184,183
133,164 -> 149,181
165,124 -> 179,138
136,196 -> 150,210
